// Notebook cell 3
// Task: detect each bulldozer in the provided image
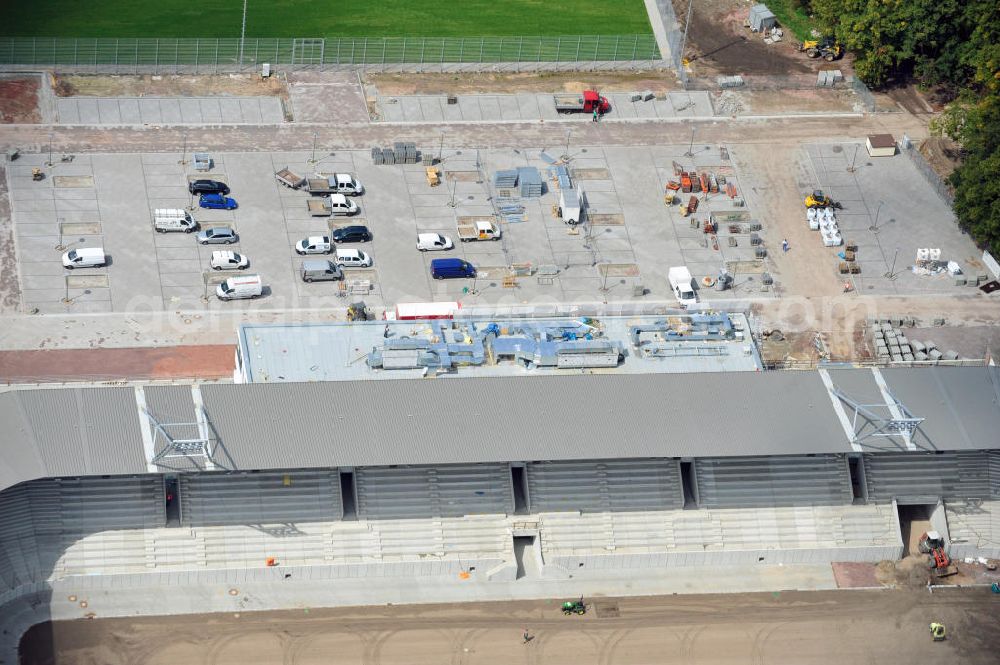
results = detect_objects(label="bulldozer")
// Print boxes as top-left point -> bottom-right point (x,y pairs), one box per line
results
804,190 -> 841,209
798,37 -> 843,61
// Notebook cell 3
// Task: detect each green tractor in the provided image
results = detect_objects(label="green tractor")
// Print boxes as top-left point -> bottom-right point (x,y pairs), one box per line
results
561,598 -> 586,615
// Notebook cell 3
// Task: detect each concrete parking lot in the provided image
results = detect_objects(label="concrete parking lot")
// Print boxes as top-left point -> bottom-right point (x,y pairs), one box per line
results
804,142 -> 985,295
5,137 -> 980,316
55,97 -> 284,125
374,91 -> 714,123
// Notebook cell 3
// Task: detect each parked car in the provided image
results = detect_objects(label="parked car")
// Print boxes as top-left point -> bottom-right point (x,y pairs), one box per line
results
210,250 -> 249,271
188,179 -> 230,196
431,258 -> 476,279
153,208 -> 198,233
416,233 -> 454,251
296,236 -> 333,255
335,248 -> 373,268
62,247 -> 106,269
216,274 -> 262,300
301,260 -> 344,282
332,225 -> 372,243
199,193 -> 238,210
197,227 -> 238,245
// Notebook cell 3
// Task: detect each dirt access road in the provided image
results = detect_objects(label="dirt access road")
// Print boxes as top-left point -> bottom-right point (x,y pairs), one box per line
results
21,589 -> 1000,665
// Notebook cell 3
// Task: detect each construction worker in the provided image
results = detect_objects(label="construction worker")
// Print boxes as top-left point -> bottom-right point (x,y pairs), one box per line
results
929,622 -> 946,641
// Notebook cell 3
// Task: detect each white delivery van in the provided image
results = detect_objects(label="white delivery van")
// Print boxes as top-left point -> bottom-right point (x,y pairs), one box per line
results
210,250 -> 249,271
328,194 -> 359,216
335,248 -> 372,268
153,208 -> 198,233
216,274 -> 263,300
62,247 -> 107,269
668,266 -> 698,308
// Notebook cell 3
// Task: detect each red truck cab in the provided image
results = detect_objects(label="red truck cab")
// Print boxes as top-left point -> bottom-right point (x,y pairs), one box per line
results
583,90 -> 611,114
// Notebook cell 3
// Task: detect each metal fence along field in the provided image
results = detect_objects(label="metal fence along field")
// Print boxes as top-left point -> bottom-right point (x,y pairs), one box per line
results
0,35 -> 661,68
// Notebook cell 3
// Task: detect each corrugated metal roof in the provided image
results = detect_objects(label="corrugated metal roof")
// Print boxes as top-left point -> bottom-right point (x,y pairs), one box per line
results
0,367 -> 997,493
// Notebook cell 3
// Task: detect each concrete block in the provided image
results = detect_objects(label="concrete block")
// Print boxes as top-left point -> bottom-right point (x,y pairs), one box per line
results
942,350 -> 959,361
914,351 -> 928,361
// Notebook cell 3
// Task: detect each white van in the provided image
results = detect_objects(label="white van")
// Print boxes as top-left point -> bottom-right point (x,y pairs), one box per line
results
210,250 -> 249,271
216,274 -> 263,300
62,247 -> 107,269
153,208 -> 198,233
335,248 -> 372,268
328,194 -> 359,216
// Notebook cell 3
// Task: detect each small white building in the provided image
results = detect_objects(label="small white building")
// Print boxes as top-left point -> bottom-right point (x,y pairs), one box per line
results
866,134 -> 897,157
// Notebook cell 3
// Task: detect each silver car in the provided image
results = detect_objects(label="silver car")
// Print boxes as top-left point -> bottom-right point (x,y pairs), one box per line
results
197,227 -> 238,245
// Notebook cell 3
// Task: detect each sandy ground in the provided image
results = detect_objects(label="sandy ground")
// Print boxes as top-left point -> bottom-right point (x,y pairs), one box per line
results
365,71 -> 676,96
52,74 -> 288,99
0,76 -> 42,124
20,589 -> 1000,665
0,345 -> 234,383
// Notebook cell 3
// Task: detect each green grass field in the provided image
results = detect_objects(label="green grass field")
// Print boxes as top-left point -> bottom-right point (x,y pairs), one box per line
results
4,0 -> 652,38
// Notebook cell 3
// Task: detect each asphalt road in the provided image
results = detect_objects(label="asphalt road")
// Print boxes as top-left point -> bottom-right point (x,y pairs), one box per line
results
20,589 -> 1000,665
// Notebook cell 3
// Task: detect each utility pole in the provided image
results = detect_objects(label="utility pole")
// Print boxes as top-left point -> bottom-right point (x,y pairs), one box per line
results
884,247 -> 900,280
869,200 -> 884,233
684,126 -> 696,157
238,0 -> 248,69
846,144 -> 860,173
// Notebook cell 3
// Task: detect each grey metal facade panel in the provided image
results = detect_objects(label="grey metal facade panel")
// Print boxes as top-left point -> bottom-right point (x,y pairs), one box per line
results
144,385 -> 196,424
75,388 -> 146,475
881,366 -> 1000,451
200,372 -> 853,470
0,394 -> 46,491
17,389 -> 89,476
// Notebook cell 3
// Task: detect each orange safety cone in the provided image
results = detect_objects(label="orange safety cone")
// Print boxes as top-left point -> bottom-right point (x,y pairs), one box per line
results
265,557 -> 277,567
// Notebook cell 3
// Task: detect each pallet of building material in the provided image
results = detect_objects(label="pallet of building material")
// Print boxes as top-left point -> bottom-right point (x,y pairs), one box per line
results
680,172 -> 693,192
699,173 -> 710,193
718,75 -> 745,89
673,161 -> 685,175
687,196 -> 699,214
517,166 -> 544,197
726,182 -> 737,198
728,236 -> 737,247
750,233 -> 762,246
709,173 -> 719,193
493,169 -> 518,188
849,262 -> 861,274
690,173 -> 702,193
728,224 -> 741,234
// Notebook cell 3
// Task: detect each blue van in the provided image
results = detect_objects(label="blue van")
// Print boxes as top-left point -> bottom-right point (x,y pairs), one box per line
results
430,258 -> 476,279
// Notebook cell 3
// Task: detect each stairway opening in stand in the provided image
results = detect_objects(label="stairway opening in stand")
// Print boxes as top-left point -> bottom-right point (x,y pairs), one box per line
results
339,471 -> 357,520
848,456 -> 866,504
896,503 -> 934,556
680,461 -> 697,508
513,535 -> 538,579
164,476 -> 180,526
511,465 -> 529,515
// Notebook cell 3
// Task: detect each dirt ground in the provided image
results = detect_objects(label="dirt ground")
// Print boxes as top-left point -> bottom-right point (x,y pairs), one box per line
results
0,76 -> 41,123
919,136 -> 962,182
365,70 -> 675,96
0,345 -> 235,383
673,0 -> 846,78
20,589 -> 1000,665
52,74 -> 287,98
716,87 -> 858,115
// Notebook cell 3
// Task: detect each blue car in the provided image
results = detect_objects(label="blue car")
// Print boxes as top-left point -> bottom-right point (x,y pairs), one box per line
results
199,193 -> 238,210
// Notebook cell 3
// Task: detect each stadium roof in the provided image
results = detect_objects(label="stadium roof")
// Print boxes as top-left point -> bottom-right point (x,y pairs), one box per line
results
0,366 -> 998,493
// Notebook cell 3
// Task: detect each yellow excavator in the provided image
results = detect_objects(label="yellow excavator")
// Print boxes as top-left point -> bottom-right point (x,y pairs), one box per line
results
804,190 -> 841,209
798,37 -> 843,61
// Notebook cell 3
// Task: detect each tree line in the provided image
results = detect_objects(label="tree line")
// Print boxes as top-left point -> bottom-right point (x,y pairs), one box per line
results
799,0 -> 1000,254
